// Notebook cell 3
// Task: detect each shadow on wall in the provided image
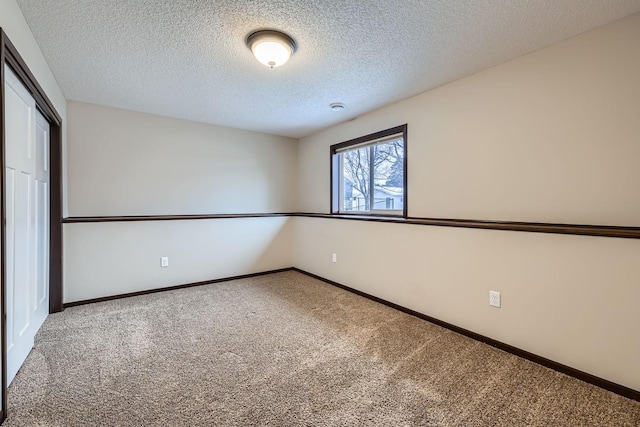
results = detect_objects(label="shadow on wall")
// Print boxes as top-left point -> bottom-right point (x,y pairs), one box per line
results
252,217 -> 295,272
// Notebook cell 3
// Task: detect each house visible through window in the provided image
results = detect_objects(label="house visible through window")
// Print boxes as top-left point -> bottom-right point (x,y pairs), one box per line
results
331,125 -> 407,217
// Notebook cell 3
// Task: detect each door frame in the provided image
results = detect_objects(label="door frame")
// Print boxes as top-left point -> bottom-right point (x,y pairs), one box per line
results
0,29 -> 63,423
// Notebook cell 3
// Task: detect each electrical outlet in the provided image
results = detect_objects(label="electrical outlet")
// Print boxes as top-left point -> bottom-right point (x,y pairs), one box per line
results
161,257 -> 169,267
489,290 -> 501,308
332,253 -> 337,263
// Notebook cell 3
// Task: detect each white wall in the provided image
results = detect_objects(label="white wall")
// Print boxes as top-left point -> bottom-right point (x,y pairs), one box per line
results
0,0 -> 68,215
64,102 -> 297,302
296,13 -> 640,391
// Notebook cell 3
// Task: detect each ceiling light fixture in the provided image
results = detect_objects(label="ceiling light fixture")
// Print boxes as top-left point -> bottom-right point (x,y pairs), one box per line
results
246,30 -> 297,68
330,103 -> 345,111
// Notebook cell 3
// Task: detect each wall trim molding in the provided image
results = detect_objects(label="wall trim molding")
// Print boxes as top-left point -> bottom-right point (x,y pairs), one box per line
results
291,268 -> 640,402
63,213 -> 293,223
297,213 -> 640,239
64,212 -> 640,240
63,268 -> 294,308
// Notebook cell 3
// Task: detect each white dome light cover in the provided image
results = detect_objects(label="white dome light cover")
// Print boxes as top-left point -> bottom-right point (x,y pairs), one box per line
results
246,30 -> 297,68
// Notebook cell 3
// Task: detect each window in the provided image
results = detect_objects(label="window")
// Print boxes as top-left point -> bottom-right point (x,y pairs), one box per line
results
331,125 -> 407,217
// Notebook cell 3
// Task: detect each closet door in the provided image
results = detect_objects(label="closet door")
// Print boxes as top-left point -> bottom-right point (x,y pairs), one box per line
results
4,64 -> 50,385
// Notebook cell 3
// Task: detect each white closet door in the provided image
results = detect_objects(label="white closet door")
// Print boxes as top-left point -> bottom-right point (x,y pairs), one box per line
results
4,64 -> 50,385
33,107 -> 50,334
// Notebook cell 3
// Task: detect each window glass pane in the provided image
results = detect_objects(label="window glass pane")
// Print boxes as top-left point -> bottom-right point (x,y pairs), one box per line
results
372,138 -> 403,210
341,146 -> 370,212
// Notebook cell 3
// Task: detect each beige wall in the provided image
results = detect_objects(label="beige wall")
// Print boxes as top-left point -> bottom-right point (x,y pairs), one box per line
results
294,217 -> 640,391
67,101 -> 297,216
299,13 -> 640,227
0,0 -> 68,215
65,217 -> 293,302
296,13 -> 640,391
64,102 -> 298,302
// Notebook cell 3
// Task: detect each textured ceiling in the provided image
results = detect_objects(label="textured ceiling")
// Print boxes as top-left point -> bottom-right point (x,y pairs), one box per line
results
15,0 -> 640,138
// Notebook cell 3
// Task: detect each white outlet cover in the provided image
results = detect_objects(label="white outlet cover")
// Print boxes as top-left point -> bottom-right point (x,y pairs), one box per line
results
489,290 -> 501,308
332,253 -> 337,263
161,257 -> 169,267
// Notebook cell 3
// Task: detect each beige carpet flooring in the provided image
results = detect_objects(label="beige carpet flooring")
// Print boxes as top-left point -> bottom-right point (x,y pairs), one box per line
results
4,271 -> 640,426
